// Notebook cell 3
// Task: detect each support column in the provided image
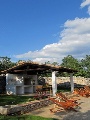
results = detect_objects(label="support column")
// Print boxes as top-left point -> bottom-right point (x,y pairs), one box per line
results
52,71 -> 57,96
70,73 -> 74,92
6,73 -> 9,94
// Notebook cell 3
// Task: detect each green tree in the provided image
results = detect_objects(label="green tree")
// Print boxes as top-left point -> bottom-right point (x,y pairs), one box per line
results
60,55 -> 83,76
45,61 -> 51,65
0,56 -> 16,71
52,62 -> 59,66
61,55 -> 78,69
81,55 -> 90,78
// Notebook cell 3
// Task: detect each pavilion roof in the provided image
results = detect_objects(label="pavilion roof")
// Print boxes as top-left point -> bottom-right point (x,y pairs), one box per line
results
0,61 -> 77,74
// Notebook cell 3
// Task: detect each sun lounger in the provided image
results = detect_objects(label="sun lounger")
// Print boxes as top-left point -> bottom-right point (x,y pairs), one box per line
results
73,88 -> 90,97
34,91 -> 49,100
56,92 -> 79,103
84,86 -> 90,93
49,97 -> 78,113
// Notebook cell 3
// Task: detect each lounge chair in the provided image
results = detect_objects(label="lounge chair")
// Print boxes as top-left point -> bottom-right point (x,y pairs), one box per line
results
49,97 -> 78,113
34,91 -> 49,100
56,92 -> 79,103
74,88 -> 90,97
84,86 -> 90,93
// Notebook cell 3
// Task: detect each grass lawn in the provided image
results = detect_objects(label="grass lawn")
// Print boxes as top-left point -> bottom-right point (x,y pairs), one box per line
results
0,95 -> 35,106
0,115 -> 58,120
0,95 -> 58,120
57,88 -> 71,93
0,92 -> 67,120
0,89 -> 70,106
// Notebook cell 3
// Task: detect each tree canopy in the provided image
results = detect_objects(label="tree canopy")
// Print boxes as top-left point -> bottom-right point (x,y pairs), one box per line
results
0,57 -> 16,71
80,55 -> 90,78
0,55 -> 90,78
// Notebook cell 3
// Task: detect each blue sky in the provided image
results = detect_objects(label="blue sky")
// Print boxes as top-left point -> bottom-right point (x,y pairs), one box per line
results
0,0 -> 90,63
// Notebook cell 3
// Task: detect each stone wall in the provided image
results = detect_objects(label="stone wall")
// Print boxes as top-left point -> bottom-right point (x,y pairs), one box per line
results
44,77 -> 90,87
0,98 -> 52,115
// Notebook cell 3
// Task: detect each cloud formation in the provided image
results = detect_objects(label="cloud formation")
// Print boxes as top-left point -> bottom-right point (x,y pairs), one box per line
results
80,0 -> 90,15
14,17 -> 90,63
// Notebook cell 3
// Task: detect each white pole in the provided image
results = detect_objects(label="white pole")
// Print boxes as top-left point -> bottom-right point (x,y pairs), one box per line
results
70,73 -> 74,92
52,71 -> 57,96
6,73 -> 9,94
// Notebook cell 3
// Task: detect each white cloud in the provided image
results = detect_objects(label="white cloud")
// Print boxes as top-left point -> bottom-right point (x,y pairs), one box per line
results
80,0 -> 90,8
14,17 -> 90,64
80,0 -> 90,15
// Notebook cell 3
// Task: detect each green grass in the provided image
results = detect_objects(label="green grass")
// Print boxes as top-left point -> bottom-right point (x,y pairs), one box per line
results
0,95 -> 35,106
0,89 -> 71,106
0,95 -> 58,120
57,88 -> 71,93
0,115 -> 58,120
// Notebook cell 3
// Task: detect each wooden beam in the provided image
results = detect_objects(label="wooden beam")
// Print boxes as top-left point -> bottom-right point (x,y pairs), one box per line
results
13,68 -> 50,72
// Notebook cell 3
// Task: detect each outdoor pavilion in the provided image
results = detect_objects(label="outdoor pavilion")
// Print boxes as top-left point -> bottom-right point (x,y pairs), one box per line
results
0,61 -> 77,96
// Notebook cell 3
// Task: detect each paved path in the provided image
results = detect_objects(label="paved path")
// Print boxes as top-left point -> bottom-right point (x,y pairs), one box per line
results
26,96 -> 90,120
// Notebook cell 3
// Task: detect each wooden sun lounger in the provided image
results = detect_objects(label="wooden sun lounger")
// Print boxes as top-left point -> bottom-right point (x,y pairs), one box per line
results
49,97 -> 78,113
56,92 -> 79,103
84,86 -> 90,93
73,88 -> 84,96
34,91 -> 49,100
74,88 -> 90,97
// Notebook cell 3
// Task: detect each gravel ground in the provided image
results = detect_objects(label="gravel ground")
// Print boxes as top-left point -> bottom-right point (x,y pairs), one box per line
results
26,96 -> 90,120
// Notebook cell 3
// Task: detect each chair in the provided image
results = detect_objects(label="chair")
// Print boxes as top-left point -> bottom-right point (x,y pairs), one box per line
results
49,97 -> 78,113
74,88 -> 90,97
84,86 -> 90,93
35,85 -> 43,92
34,91 -> 49,100
56,92 -> 79,103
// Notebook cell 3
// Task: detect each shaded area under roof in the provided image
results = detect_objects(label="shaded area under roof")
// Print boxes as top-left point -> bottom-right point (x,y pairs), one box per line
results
0,61 -> 77,75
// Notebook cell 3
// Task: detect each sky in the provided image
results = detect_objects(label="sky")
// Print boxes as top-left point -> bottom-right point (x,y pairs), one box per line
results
0,0 -> 90,63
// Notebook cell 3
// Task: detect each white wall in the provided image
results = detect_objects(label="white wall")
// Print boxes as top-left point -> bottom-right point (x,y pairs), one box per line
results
6,73 -> 24,95
6,73 -> 38,95
6,73 -> 24,85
